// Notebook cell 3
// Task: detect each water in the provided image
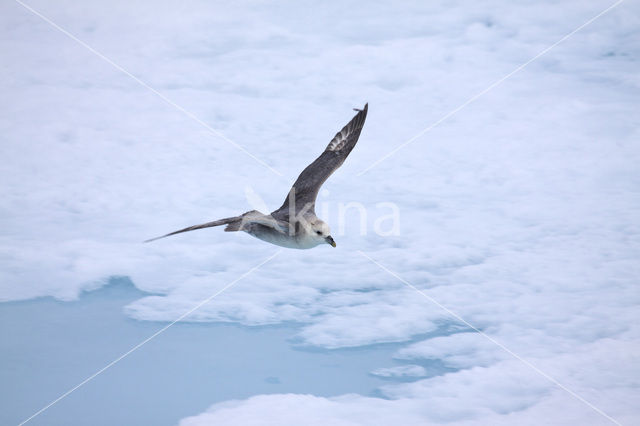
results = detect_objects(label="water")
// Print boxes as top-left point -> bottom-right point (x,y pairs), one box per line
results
1,278 -> 424,426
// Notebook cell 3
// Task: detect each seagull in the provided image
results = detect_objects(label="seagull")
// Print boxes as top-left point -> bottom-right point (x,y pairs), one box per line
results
146,104 -> 368,249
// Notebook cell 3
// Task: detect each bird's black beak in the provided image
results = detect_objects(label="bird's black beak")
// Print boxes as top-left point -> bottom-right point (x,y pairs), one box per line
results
325,236 -> 336,247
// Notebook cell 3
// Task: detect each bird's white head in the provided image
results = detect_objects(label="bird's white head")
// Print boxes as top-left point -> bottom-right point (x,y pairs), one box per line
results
309,219 -> 335,247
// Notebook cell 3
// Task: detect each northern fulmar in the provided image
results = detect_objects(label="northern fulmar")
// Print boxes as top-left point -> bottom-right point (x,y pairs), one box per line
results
146,104 -> 368,249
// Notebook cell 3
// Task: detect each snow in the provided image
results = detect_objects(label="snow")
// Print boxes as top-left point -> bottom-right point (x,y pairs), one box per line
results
1,0 -> 639,425
371,364 -> 428,379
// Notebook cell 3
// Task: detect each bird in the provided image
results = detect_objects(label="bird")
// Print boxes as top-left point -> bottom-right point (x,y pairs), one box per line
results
145,104 -> 368,249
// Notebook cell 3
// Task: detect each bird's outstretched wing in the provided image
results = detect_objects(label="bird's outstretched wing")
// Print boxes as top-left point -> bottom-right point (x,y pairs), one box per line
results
144,216 -> 240,242
144,211 -> 288,242
272,104 -> 368,218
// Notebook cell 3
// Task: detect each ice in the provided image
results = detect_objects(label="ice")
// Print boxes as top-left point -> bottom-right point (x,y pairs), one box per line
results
1,0 -> 639,424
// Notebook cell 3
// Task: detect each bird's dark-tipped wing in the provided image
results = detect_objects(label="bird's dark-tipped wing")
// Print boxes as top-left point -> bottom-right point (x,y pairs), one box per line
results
144,211 -> 289,243
144,216 -> 239,242
272,104 -> 368,218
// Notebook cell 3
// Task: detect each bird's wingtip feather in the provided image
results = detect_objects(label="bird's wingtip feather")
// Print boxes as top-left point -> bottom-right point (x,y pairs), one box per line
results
143,235 -> 165,243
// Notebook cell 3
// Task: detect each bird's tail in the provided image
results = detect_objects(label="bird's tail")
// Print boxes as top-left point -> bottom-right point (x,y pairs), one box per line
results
144,216 -> 242,243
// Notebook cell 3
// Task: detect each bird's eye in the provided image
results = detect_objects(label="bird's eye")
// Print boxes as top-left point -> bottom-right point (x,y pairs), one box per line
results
316,231 -> 322,235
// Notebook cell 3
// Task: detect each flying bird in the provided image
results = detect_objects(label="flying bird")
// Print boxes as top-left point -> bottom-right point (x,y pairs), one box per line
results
146,104 -> 368,249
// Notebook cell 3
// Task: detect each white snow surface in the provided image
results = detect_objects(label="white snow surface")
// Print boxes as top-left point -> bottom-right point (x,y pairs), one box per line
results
2,0 -> 639,424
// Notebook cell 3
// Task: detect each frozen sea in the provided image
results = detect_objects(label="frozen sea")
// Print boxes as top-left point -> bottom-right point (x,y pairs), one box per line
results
2,0 -> 640,425
3,278 -> 447,425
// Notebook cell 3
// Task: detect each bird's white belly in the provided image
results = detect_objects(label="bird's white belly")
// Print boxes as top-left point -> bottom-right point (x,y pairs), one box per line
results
248,227 -> 320,250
